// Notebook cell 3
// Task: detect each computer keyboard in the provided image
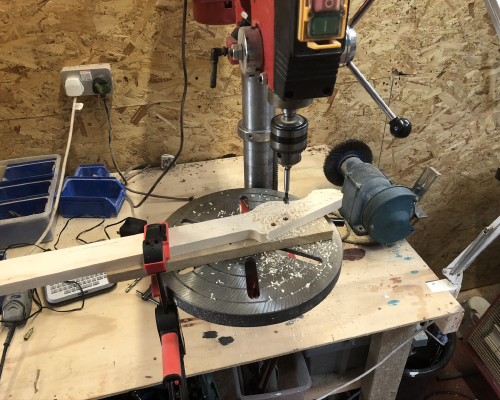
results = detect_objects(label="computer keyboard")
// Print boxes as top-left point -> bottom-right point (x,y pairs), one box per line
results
44,273 -> 115,305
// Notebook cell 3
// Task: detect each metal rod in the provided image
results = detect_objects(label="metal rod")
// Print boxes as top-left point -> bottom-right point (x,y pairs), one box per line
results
125,277 -> 142,293
425,328 -> 446,346
135,290 -> 160,306
284,166 -> 290,204
348,0 -> 377,28
450,228 -> 491,275
347,62 -> 396,120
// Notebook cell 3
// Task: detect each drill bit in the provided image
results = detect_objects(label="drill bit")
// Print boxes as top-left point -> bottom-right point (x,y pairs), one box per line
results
284,166 -> 290,204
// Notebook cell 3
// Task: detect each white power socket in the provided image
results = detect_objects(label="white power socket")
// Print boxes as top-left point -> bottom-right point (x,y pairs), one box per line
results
60,63 -> 113,97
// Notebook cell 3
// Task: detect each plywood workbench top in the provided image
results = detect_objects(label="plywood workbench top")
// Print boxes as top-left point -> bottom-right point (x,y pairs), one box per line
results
0,146 -> 463,400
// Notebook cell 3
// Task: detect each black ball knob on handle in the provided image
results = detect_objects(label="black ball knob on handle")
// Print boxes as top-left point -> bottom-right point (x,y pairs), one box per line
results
389,117 -> 412,139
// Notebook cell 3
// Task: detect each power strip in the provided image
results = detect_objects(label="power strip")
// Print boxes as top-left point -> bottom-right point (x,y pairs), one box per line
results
60,64 -> 113,97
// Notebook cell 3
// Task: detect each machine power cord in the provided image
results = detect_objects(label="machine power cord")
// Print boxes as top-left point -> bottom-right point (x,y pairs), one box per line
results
100,99 -> 192,203
103,218 -> 128,239
0,325 -> 15,381
53,215 -> 132,249
316,322 -> 434,399
132,0 -> 188,208
121,160 -> 193,201
99,0 -> 190,207
1,243 -> 50,256
53,215 -> 104,250
0,285 -> 85,326
101,96 -> 128,185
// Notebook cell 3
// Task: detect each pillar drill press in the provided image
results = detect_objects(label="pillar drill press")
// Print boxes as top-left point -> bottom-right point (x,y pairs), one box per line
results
158,0 -> 421,328
197,0 -> 412,202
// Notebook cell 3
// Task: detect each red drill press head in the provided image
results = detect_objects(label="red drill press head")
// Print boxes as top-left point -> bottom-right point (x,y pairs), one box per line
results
192,0 -> 236,25
193,0 -> 350,101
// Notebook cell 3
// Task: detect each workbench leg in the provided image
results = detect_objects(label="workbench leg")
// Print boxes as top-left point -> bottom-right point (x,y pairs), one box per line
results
360,325 -> 414,400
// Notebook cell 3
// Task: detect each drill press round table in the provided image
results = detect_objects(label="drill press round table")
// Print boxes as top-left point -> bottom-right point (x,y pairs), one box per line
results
164,188 -> 343,327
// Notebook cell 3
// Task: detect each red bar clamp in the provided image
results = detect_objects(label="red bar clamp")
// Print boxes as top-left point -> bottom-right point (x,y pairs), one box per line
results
143,222 -> 170,274
142,223 -> 188,399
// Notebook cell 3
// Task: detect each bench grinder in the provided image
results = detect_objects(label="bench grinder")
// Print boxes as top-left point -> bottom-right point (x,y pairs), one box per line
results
324,139 -> 440,244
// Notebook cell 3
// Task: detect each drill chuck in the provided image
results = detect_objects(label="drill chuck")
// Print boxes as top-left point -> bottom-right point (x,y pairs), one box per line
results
270,113 -> 308,167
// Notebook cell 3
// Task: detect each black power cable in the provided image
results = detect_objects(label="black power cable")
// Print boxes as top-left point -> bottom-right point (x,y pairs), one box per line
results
133,0 -> 189,208
100,95 -> 192,203
103,217 -> 128,240
0,325 -> 15,381
54,215 -> 103,250
32,285 -> 85,314
0,283 -> 85,330
97,0 -> 191,207
75,219 -> 106,245
1,243 -> 50,256
54,215 -> 137,245
101,96 -> 128,185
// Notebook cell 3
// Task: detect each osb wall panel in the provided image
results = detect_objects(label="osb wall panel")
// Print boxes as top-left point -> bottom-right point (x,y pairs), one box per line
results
0,0 -> 499,289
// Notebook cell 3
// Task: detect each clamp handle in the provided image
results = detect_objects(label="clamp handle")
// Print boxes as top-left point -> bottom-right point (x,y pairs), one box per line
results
162,332 -> 182,385
210,47 -> 228,88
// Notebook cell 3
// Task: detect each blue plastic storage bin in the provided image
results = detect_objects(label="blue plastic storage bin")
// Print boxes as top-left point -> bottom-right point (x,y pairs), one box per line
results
1,158 -> 57,186
0,197 -> 49,220
74,164 -> 110,178
0,180 -> 52,203
0,155 -> 61,248
59,177 -> 126,218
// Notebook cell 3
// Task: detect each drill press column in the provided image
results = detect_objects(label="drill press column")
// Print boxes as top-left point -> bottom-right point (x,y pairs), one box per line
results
239,75 -> 276,189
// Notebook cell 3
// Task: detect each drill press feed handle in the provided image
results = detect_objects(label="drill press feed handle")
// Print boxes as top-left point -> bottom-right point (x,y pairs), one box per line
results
210,47 -> 228,88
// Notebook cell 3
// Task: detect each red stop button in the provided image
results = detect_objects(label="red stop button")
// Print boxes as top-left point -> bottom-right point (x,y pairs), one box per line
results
313,0 -> 343,12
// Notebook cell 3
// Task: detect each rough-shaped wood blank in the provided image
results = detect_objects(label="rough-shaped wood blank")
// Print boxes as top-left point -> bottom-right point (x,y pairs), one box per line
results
0,189 -> 343,296
108,217 -> 334,284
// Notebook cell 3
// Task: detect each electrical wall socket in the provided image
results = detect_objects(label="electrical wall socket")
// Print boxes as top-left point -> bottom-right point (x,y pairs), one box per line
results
60,63 -> 113,97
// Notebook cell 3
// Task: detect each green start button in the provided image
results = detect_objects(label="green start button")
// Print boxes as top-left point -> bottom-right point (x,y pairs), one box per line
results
309,14 -> 341,38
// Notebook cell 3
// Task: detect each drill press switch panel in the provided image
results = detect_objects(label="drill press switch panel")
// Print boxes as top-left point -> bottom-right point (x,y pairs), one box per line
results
298,0 -> 349,49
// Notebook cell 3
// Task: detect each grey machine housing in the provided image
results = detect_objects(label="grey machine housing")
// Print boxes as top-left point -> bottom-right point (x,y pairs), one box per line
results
324,140 -> 440,244
339,156 -> 418,244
